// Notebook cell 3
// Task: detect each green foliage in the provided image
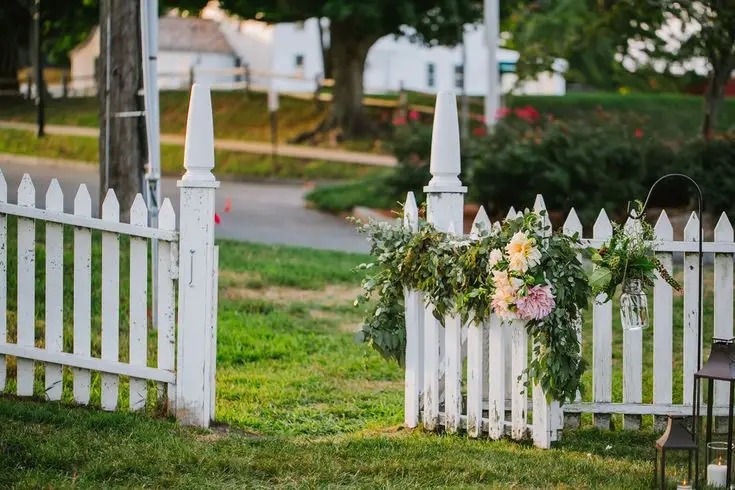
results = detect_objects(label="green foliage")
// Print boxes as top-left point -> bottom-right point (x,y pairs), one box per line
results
354,209 -> 590,403
587,205 -> 681,301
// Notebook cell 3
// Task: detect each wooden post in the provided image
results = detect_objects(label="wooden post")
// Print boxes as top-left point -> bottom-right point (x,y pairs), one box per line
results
176,84 -> 219,427
62,70 -> 69,99
422,91 -> 467,432
244,64 -> 251,96
188,66 -> 195,91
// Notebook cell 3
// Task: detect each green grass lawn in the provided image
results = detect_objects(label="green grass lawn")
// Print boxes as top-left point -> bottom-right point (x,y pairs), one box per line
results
0,218 -> 718,487
0,128 -> 387,182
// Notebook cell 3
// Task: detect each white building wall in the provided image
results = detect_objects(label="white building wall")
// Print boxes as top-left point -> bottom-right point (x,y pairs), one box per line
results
159,51 -> 238,89
269,19 -> 324,92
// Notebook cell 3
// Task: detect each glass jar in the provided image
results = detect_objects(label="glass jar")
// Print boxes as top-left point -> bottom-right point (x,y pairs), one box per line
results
707,442 -> 733,488
620,279 -> 649,331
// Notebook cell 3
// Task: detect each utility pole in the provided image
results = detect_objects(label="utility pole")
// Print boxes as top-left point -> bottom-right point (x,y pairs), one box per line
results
33,0 -> 44,138
99,0 -> 146,220
484,0 -> 500,129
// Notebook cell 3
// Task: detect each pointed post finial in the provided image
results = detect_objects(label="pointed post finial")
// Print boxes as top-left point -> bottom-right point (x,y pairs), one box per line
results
424,91 -> 467,194
182,84 -> 216,182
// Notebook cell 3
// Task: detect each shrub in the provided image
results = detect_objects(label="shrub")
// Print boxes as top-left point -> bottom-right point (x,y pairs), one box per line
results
467,119 -> 693,223
683,133 -> 735,216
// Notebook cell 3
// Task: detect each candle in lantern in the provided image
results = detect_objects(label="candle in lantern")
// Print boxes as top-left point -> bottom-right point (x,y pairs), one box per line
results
676,480 -> 692,490
708,456 -> 728,488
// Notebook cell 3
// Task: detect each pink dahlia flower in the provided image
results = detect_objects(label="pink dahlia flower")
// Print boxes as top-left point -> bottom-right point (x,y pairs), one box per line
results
516,285 -> 555,321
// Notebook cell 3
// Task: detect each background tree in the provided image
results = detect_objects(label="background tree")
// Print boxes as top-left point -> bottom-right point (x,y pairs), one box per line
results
218,0 -> 501,139
508,0 -> 735,139
0,0 -> 98,96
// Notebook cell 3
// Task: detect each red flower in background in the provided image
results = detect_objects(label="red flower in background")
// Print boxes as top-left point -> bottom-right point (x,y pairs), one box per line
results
408,110 -> 420,121
392,116 -> 407,126
214,213 -> 221,225
514,105 -> 541,123
472,126 -> 488,136
634,128 -> 644,138
496,107 -> 512,120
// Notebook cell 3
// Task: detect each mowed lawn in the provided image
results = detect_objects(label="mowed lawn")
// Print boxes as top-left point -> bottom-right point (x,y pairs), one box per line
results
0,218 -> 717,487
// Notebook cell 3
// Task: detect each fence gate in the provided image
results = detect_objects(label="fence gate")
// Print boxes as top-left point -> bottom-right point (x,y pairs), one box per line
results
0,84 -> 220,428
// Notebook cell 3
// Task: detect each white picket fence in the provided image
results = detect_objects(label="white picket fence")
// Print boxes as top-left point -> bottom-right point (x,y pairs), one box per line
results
0,84 -> 220,427
404,91 -> 732,447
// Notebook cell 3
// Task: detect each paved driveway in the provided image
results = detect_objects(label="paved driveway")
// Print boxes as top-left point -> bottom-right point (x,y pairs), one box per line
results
0,154 -> 370,254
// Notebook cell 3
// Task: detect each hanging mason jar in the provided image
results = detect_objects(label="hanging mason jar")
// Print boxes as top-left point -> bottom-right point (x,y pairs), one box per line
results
620,279 -> 649,331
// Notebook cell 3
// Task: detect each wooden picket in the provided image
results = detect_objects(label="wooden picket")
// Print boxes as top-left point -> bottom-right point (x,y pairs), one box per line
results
17,174 -> 35,397
45,180 -> 64,401
653,211 -> 673,429
157,199 -> 177,410
713,213 -> 733,413
591,210 -> 613,430
101,189 -> 120,411
403,192 -> 421,429
73,185 -> 92,405
683,213 -> 700,408
0,84 -> 220,428
129,196 -> 149,411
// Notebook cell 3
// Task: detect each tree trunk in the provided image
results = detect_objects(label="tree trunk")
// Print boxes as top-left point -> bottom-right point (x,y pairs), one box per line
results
701,55 -> 733,141
99,0 -> 145,219
328,21 -> 378,138
317,19 -> 332,79
0,23 -> 21,96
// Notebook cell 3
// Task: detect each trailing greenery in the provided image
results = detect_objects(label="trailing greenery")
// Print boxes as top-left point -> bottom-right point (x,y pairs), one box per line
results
354,209 -> 590,404
589,204 -> 682,302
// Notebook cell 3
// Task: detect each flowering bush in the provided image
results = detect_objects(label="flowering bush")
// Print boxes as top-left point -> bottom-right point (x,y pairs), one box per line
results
353,209 -> 590,403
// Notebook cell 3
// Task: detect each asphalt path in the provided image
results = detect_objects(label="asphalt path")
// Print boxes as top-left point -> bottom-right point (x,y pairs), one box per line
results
0,154 -> 370,254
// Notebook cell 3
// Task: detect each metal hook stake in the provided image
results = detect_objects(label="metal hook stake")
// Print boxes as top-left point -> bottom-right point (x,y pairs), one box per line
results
188,249 -> 195,286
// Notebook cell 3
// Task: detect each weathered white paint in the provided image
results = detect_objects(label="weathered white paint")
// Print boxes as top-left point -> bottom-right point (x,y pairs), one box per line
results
510,319 -> 528,440
44,180 -> 64,401
487,314 -> 505,439
209,246 -> 220,422
17,174 -> 35,397
563,207 -> 584,423
444,224 -> 463,434
73,185 -> 92,405
0,203 -> 177,241
592,210 -> 613,429
621,218 -> 643,430
0,343 -> 174,384
158,199 -> 177,411
683,212 -> 700,407
176,84 -> 219,427
653,211 -> 673,409
713,213 -> 733,409
531,195 -> 559,448
403,192 -> 422,429
466,207 -> 490,438
0,171 -> 6,392
129,195 -> 149,411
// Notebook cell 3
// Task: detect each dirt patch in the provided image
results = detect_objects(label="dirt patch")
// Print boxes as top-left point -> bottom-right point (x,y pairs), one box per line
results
222,281 -> 361,307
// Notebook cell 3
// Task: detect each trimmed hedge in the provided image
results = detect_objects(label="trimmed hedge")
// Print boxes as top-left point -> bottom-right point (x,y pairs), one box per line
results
383,115 -> 734,224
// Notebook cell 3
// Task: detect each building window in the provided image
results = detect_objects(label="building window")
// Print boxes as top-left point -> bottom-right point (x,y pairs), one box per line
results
427,63 -> 436,88
454,64 -> 464,89
295,54 -> 305,72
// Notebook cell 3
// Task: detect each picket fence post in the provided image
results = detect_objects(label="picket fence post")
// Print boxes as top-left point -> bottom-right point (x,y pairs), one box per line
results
175,84 -> 219,427
422,91 -> 466,431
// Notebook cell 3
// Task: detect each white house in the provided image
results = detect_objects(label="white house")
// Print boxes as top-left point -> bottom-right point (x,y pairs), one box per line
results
201,3 -> 567,96
69,16 -> 239,94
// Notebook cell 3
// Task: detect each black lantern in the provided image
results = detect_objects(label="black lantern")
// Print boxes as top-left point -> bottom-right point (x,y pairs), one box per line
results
693,338 -> 735,488
655,416 -> 697,489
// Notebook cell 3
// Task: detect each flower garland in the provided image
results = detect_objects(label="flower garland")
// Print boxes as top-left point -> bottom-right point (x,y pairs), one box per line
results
353,209 -> 590,404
